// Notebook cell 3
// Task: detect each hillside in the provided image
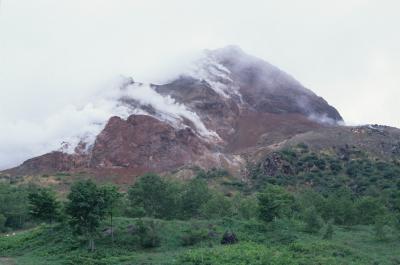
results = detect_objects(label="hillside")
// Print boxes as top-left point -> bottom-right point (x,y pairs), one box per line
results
1,217 -> 400,265
1,144 -> 400,265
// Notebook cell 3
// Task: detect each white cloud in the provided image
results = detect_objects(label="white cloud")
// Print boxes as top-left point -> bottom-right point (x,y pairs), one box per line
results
0,0 -> 399,169
120,82 -> 219,138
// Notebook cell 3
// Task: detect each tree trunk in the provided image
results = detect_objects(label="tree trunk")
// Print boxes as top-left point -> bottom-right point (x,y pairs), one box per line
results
111,212 -> 114,244
50,219 -> 53,234
88,238 -> 96,252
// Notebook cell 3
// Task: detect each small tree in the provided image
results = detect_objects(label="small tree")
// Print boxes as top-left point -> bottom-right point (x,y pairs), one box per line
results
66,180 -> 107,251
128,174 -> 179,219
257,185 -> 294,223
0,184 -> 31,229
323,221 -> 334,240
234,195 -> 258,220
28,188 -> 60,224
303,207 -> 323,234
394,213 -> 400,238
0,214 -> 6,232
136,219 -> 161,248
296,188 -> 325,214
322,188 -> 357,226
201,192 -> 232,219
100,185 -> 122,243
374,217 -> 387,241
181,178 -> 210,219
355,197 -> 386,225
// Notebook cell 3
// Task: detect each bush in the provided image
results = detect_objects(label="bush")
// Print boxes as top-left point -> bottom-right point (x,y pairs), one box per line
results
196,168 -> 229,179
28,188 -> 60,223
322,221 -> 334,240
374,217 -> 388,241
177,242 -> 297,265
232,195 -> 258,220
128,174 -> 181,219
201,192 -> 233,219
270,218 -> 298,244
393,214 -> 400,241
181,178 -> 211,219
303,207 -> 323,234
136,220 -> 161,248
355,197 -> 386,225
257,185 -> 294,223
0,183 -> 32,230
322,189 -> 357,226
0,214 -> 6,232
181,226 -> 208,246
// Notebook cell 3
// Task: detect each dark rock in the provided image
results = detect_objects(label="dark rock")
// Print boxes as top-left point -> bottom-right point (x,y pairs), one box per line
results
221,231 -> 238,245
127,224 -> 137,234
208,231 -> 219,239
102,227 -> 114,237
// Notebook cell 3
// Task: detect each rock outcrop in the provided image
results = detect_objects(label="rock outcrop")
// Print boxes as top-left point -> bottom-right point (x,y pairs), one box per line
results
89,115 -> 216,173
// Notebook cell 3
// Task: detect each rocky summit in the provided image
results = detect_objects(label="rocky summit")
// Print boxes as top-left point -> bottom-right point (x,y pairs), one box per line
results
3,46 -> 400,180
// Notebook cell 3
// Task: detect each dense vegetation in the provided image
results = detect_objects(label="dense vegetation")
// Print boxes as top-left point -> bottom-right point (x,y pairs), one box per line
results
249,144 -> 400,199
1,145 -> 400,264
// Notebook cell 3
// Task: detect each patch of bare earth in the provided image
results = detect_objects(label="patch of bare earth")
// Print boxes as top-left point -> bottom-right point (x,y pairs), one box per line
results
0,257 -> 16,265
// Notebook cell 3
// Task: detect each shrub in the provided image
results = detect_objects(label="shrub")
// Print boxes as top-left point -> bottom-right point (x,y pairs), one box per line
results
136,220 -> 161,248
28,188 -> 60,224
0,214 -> 6,232
270,218 -> 298,244
374,217 -> 388,241
181,178 -> 211,219
355,197 -> 386,225
181,226 -> 208,246
201,192 -> 233,219
65,180 -> 108,251
303,207 -> 323,234
322,221 -> 334,240
232,195 -> 258,220
128,174 -> 181,219
257,185 -> 294,223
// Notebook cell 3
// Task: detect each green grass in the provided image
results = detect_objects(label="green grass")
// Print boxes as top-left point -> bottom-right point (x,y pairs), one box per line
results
1,217 -> 400,265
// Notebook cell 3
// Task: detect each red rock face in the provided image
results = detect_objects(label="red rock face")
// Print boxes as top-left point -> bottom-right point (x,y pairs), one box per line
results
5,115 -> 216,177
89,115 -> 213,173
225,111 -> 323,153
5,151 -> 88,176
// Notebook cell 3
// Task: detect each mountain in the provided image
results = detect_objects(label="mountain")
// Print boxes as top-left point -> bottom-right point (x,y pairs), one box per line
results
3,46 -> 400,181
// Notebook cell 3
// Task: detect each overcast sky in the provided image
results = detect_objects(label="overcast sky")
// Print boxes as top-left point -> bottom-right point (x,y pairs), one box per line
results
0,0 -> 399,169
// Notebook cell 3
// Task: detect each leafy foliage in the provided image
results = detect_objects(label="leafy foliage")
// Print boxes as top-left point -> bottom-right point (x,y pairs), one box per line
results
2,148 -> 400,264
257,185 -> 294,222
128,174 -> 180,219
28,188 -> 60,223
65,180 -> 109,251
0,183 -> 33,230
323,221 -> 334,240
181,178 -> 211,219
249,145 -> 400,199
303,207 -> 323,234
